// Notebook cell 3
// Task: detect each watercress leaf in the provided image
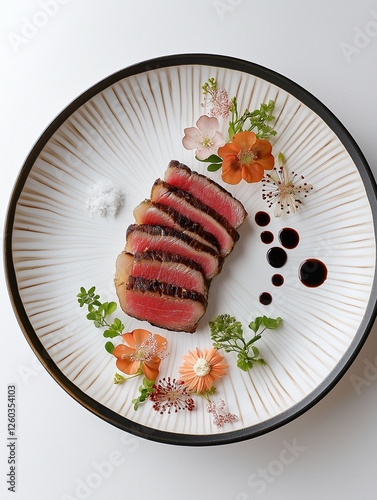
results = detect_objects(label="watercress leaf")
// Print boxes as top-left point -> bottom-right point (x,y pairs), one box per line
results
88,286 -> 96,295
249,316 -> 263,333
113,318 -> 123,330
105,301 -> 117,316
237,353 -> 253,371
261,316 -> 282,330
255,358 -> 267,366
103,328 -> 120,338
105,341 -> 114,354
207,163 -> 222,172
86,311 -> 97,321
251,345 -> 260,358
132,399 -> 139,411
113,372 -> 126,384
197,154 -> 222,163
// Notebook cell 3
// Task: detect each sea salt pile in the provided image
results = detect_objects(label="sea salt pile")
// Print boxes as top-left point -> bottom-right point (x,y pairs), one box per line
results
86,180 -> 125,217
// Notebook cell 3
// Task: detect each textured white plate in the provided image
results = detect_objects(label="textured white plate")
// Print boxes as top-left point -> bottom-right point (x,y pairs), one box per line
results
5,55 -> 377,445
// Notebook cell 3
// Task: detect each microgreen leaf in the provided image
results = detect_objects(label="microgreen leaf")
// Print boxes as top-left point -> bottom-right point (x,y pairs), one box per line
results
209,314 -> 282,372
227,99 -> 277,140
113,372 -> 126,384
78,286 -> 125,351
207,163 -> 222,172
132,378 -> 155,410
249,317 -> 263,334
196,154 -> 222,163
105,341 -> 115,354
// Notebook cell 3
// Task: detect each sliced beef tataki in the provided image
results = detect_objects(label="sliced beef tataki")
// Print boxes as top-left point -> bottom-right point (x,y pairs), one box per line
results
133,200 -> 220,252
125,224 -> 223,280
151,180 -> 239,256
125,276 -> 207,333
165,160 -> 247,228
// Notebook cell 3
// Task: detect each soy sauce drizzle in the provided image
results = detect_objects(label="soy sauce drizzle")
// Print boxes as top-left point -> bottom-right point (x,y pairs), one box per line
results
299,259 -> 328,287
272,274 -> 284,286
267,247 -> 287,268
260,231 -> 274,244
255,211 -> 270,227
259,292 -> 272,305
279,227 -> 300,249
254,211 -> 327,302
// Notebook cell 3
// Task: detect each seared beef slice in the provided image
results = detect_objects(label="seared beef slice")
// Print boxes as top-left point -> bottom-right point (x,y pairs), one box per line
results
115,162 -> 247,333
165,160 -> 247,228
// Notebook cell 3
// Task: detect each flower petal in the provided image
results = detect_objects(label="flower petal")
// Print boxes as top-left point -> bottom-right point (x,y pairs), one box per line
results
153,333 -> 168,352
196,147 -> 215,161
256,156 -> 275,171
113,343 -> 134,359
196,115 -> 220,135
211,130 -> 226,149
253,139 -> 274,171
232,131 -> 257,151
221,156 -> 242,185
182,127 -> 201,150
253,138 -> 273,156
115,357 -> 140,375
218,141 -> 240,159
142,358 -> 161,381
241,163 -> 265,183
132,328 -> 152,348
121,332 -> 136,348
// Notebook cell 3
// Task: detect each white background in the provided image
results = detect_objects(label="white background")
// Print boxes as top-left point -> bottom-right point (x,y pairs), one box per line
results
1,1 -> 377,499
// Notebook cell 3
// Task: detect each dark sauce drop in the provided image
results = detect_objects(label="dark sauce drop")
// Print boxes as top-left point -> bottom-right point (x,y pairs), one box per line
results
272,274 -> 284,286
267,247 -> 287,268
279,227 -> 300,249
255,211 -> 270,227
299,259 -> 328,287
259,292 -> 272,305
260,231 -> 274,244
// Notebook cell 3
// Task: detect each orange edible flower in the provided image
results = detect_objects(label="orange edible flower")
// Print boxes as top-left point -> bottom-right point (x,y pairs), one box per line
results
178,347 -> 228,393
218,130 -> 274,184
113,329 -> 168,381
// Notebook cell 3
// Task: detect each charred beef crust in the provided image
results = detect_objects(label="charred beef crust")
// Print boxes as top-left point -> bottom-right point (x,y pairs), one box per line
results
126,223 -> 223,260
133,249 -> 210,290
134,249 -> 206,275
126,275 -> 208,307
147,201 -> 221,252
151,180 -> 240,244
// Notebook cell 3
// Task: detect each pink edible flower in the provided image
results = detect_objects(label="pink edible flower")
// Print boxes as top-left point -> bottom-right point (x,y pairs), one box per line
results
182,115 -> 225,161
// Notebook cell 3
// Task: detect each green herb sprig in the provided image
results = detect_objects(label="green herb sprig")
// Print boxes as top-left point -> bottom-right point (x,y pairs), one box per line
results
209,314 -> 282,371
228,99 -> 277,141
77,286 -> 124,353
132,378 -> 155,410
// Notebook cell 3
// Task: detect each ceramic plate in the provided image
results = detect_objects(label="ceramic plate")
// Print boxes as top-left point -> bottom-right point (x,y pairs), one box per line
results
5,54 -> 377,445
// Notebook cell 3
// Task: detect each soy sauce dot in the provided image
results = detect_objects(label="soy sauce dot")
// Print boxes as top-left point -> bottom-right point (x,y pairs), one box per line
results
259,292 -> 272,305
272,274 -> 284,286
260,231 -> 274,244
299,259 -> 328,287
279,228 -> 300,249
267,247 -> 287,268
255,211 -> 270,227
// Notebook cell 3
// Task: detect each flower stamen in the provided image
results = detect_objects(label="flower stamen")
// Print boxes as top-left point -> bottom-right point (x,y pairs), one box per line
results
193,358 -> 211,377
150,377 -> 195,414
262,155 -> 313,217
